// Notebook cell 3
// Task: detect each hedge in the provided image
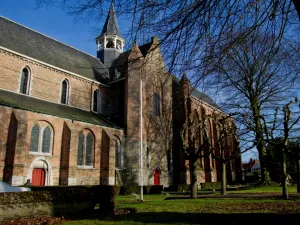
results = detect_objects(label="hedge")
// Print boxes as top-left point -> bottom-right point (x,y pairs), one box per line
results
119,185 -> 163,195
200,182 -> 221,190
164,184 -> 190,192
0,185 -> 117,221
164,182 -> 222,192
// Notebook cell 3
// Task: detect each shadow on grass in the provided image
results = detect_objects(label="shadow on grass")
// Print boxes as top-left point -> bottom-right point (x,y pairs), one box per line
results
101,212 -> 300,225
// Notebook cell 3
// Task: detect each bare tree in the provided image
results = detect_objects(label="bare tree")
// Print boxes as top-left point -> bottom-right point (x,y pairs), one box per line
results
180,94 -> 246,197
35,0 -> 300,185
211,23 -> 299,184
262,98 -> 300,199
207,115 -> 254,195
35,0 -> 297,76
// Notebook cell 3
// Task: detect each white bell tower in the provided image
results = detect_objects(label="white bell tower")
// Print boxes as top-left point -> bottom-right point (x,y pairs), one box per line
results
96,2 -> 125,67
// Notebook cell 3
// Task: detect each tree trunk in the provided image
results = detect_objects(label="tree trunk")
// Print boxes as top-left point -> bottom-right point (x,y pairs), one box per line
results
282,152 -> 288,199
190,159 -> 198,199
221,161 -> 227,195
297,157 -> 300,193
251,99 -> 271,185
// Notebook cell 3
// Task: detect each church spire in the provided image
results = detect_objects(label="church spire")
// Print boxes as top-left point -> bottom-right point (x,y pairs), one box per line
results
101,1 -> 121,37
96,1 -> 125,67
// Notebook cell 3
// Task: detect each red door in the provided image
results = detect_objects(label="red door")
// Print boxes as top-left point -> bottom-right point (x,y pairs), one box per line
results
154,168 -> 160,185
32,168 -> 45,186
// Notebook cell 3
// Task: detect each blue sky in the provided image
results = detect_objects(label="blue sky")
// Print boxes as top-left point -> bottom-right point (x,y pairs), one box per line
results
0,0 -> 128,56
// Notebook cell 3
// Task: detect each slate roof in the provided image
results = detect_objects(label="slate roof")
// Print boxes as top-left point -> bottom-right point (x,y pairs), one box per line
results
242,159 -> 260,170
0,89 -> 120,129
191,88 -> 221,110
0,16 -> 109,83
172,76 -> 221,110
100,2 -> 121,37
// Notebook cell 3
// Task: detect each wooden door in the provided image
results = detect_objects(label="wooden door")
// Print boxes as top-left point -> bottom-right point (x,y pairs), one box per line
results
154,168 -> 160,185
32,168 -> 45,186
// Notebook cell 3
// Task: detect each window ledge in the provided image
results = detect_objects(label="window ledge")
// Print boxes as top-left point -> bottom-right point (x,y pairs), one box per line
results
77,166 -> 94,170
29,152 -> 52,156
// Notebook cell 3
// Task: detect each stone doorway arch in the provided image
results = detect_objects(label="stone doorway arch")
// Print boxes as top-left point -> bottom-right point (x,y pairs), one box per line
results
26,157 -> 53,186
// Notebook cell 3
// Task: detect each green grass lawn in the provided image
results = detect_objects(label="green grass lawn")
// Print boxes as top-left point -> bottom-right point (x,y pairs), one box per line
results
227,185 -> 298,194
60,186 -> 300,225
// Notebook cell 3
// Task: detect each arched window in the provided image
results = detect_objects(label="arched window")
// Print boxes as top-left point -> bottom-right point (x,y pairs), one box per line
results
60,79 -> 69,105
29,123 -> 53,155
20,67 -> 30,95
30,125 -> 40,152
77,130 -> 94,167
167,150 -> 172,172
153,93 -> 160,116
106,38 -> 114,48
92,90 -> 101,113
42,126 -> 52,153
85,132 -> 94,166
146,148 -> 150,168
115,138 -> 123,168
77,132 -> 84,166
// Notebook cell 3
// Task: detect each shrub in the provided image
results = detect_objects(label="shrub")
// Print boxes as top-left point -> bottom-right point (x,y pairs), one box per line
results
245,174 -> 260,183
177,184 -> 190,192
201,182 -> 221,190
18,185 -> 117,212
149,185 -> 163,194
119,185 -> 163,195
164,184 -> 190,192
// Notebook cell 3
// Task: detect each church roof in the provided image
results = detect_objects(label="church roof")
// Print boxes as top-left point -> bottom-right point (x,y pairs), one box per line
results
0,89 -> 120,129
191,88 -> 221,110
100,2 -> 121,37
172,76 -> 221,110
0,16 -> 109,83
110,41 -> 152,74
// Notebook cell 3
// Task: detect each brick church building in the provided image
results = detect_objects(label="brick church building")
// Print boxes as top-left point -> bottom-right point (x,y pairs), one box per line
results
0,3 -> 242,187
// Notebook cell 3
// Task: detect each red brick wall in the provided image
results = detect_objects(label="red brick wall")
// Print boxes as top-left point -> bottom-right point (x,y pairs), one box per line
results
0,50 -> 108,112
0,106 -> 123,186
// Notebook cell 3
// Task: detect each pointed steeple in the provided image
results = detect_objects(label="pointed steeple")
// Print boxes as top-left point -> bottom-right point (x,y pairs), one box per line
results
180,72 -> 190,94
101,1 -> 121,37
96,1 -> 125,67
181,72 -> 189,82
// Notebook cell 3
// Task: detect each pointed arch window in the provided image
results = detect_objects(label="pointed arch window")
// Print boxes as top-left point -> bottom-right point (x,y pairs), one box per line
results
30,125 -> 40,152
153,93 -> 160,116
86,133 -> 94,166
20,67 -> 30,95
167,150 -> 172,172
42,126 -> 52,153
92,89 -> 101,113
115,138 -> 123,168
77,132 -> 84,166
77,131 -> 94,168
146,147 -> 150,169
60,79 -> 69,105
30,124 -> 53,155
